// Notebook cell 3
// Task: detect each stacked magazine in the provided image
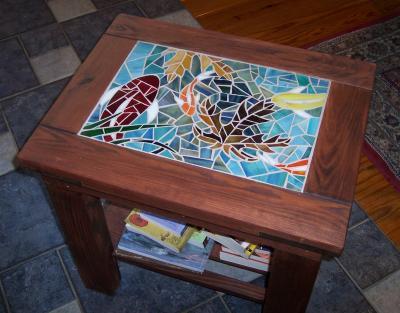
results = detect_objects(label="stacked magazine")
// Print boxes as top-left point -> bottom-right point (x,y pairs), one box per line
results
204,231 -> 271,272
117,208 -> 271,273
118,209 -> 212,273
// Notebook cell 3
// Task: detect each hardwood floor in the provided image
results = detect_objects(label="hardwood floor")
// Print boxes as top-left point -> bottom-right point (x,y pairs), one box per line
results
356,156 -> 400,248
182,0 -> 400,249
182,0 -> 400,47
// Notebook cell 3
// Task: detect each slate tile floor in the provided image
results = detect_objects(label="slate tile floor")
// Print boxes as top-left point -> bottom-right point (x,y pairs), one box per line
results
0,1 -> 399,312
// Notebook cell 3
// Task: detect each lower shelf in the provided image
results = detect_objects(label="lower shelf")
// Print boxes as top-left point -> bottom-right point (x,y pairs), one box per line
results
104,202 -> 268,303
115,248 -> 266,303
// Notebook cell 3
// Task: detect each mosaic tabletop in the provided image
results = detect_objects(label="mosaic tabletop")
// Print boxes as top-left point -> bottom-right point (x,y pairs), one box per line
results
79,41 -> 331,192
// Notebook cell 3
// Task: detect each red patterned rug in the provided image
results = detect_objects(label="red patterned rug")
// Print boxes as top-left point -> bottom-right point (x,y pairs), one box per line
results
311,16 -> 400,191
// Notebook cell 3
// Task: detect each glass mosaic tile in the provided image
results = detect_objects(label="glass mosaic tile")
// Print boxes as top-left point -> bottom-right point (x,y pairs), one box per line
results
79,41 -> 331,192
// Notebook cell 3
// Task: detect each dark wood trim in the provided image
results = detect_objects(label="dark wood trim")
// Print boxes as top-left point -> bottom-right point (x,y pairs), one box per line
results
107,14 -> 375,90
18,126 -> 350,255
41,34 -> 136,134
115,249 -> 266,303
104,193 -> 322,258
44,176 -> 120,294
262,249 -> 321,313
305,83 -> 373,202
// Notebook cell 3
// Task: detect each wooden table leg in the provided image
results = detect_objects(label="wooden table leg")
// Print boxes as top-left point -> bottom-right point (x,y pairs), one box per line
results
263,249 -> 321,313
44,177 -> 120,294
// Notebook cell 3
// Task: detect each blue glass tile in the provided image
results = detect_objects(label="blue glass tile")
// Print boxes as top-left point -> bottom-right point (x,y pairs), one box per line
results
126,142 -> 144,150
277,113 -> 295,134
159,128 -> 177,142
170,137 -> 180,151
307,118 -> 320,135
269,123 -> 285,137
285,152 -> 300,164
303,135 -> 315,145
79,41 -> 330,192
302,147 -> 312,159
126,58 -> 145,77
127,42 -> 154,61
183,156 -> 213,168
314,86 -> 329,93
114,64 -> 131,85
160,150 -> 174,159
240,160 -> 266,177
143,128 -> 153,139
290,125 -> 304,137
144,64 -> 164,75
254,172 -> 288,186
124,129 -> 147,138
319,79 -> 329,87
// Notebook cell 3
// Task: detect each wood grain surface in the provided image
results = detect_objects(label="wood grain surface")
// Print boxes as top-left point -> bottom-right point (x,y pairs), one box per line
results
107,15 -> 375,90
182,0 -> 400,48
18,126 -> 349,255
355,155 -> 400,248
305,83 -> 373,202
17,15 -> 375,259
263,249 -> 321,313
93,193 -> 321,258
44,177 -> 120,293
116,249 -> 266,303
42,34 -> 135,133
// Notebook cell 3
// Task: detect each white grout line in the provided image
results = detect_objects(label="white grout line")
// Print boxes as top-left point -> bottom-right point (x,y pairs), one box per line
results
0,279 -> 12,313
0,244 -> 66,275
363,268 -> 400,293
348,218 -> 369,231
0,76 -> 68,104
56,248 -> 86,313
179,294 -> 221,313
16,35 -> 41,84
132,0 -> 149,18
334,258 -> 383,313
219,295 -> 234,313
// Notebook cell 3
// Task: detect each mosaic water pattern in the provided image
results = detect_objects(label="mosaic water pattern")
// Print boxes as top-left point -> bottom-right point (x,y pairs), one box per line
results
79,41 -> 330,192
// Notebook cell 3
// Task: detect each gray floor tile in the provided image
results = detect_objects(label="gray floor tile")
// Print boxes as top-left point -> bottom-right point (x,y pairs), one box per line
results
0,114 -> 17,176
20,24 -> 69,58
349,202 -> 368,228
364,269 -> 400,313
306,259 -> 375,313
1,79 -> 69,147
0,0 -> 55,39
91,0 -> 125,9
223,293 -> 261,313
0,171 -> 64,270
62,2 -> 143,60
0,38 -> 38,99
48,0 -> 97,22
30,46 -> 81,84
60,248 -> 217,313
188,297 -> 229,313
222,276 -> 264,313
0,294 -> 6,313
49,300 -> 82,313
135,0 -> 184,18
1,251 -> 74,313
157,10 -> 201,28
338,220 -> 400,289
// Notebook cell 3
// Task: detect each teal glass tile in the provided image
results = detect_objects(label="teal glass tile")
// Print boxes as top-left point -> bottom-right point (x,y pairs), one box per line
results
307,117 -> 320,135
115,64 -> 131,85
79,41 -> 331,192
254,172 -> 288,186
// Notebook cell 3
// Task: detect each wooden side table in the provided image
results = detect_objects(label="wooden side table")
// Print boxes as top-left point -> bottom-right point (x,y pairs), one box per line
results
17,15 -> 375,313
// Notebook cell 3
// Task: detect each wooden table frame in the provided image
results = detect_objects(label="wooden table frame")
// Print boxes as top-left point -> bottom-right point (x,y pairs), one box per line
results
17,15 -> 375,313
